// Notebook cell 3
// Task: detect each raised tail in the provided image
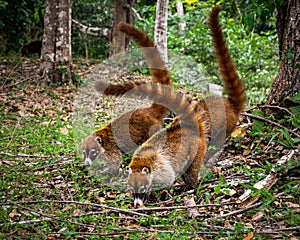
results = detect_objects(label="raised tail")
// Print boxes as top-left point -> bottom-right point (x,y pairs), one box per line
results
209,7 -> 246,115
95,80 -> 147,97
117,22 -> 171,86
96,80 -> 196,117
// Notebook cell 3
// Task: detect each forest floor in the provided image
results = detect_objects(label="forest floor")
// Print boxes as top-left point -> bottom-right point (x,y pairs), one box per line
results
0,58 -> 299,239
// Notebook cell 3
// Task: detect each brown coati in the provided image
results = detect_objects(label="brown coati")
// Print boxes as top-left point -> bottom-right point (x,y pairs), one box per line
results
21,40 -> 42,57
94,6 -> 246,207
21,7 -> 43,57
82,23 -> 172,177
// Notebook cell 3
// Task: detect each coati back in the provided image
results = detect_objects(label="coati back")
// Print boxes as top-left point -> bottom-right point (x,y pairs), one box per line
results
82,23 -> 172,176
99,6 -> 246,207
119,83 -> 210,208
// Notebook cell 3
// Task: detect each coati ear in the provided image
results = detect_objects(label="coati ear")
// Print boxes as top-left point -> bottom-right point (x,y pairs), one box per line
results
126,166 -> 132,174
142,167 -> 150,174
95,136 -> 102,144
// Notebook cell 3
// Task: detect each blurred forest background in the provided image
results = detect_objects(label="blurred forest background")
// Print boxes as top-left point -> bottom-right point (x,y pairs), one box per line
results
0,0 -> 299,239
0,0 -> 280,105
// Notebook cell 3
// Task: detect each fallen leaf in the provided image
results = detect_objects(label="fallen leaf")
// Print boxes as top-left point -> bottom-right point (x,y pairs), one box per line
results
231,126 -> 247,138
221,188 -> 236,196
9,209 -> 21,219
252,211 -> 264,221
285,202 -> 300,211
212,166 -> 223,175
184,195 -> 200,218
243,232 -> 254,240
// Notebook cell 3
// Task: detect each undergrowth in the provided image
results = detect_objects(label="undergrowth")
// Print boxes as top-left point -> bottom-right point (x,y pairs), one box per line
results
0,60 -> 299,239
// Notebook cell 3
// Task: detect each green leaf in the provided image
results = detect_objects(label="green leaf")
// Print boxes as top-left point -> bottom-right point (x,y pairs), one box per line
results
251,109 -> 265,136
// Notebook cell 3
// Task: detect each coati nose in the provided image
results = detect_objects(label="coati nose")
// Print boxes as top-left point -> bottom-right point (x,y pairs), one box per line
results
134,197 -> 145,209
84,160 -> 91,167
133,191 -> 147,208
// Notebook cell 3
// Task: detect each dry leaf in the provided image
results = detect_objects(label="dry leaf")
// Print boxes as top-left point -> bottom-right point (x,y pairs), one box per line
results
9,209 -> 21,219
252,211 -> 264,221
60,127 -> 68,135
184,195 -> 200,218
212,166 -> 223,175
243,232 -> 254,240
285,202 -> 300,211
231,126 -> 247,138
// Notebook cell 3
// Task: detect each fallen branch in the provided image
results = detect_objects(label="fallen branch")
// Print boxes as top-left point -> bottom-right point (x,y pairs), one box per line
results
0,152 -> 52,158
2,200 -> 148,218
259,104 -> 293,116
208,201 -> 263,220
242,112 -> 300,138
72,19 -> 111,38
1,203 -> 98,229
238,150 -> 296,206
1,75 -> 39,89
3,218 -> 53,226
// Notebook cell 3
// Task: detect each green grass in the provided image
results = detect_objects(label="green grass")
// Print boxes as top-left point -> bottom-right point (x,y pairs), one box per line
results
0,67 -> 299,239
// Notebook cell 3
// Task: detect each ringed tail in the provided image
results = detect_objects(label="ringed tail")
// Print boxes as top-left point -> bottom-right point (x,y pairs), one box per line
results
117,22 -> 171,86
209,6 -> 247,115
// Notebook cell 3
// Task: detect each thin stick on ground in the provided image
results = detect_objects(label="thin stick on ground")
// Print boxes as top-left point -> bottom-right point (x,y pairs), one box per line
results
242,112 -> 300,138
2,200 -> 149,217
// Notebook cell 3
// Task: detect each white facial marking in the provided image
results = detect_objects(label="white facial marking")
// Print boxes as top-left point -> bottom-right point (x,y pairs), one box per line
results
84,157 -> 92,167
134,198 -> 144,208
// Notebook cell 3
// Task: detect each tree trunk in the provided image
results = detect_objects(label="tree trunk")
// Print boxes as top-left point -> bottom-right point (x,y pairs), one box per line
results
40,0 -> 73,86
154,0 -> 169,63
110,0 -> 135,56
265,0 -> 300,106
176,0 -> 185,34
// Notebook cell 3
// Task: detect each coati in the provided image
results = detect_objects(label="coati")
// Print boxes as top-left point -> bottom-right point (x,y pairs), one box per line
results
21,40 -> 42,57
82,23 -> 172,177
21,7 -> 43,57
94,6 -> 246,207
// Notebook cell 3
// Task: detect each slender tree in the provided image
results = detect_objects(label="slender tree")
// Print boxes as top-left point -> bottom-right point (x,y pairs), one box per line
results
266,0 -> 300,106
176,0 -> 185,34
110,0 -> 136,56
154,0 -> 169,63
40,0 -> 73,85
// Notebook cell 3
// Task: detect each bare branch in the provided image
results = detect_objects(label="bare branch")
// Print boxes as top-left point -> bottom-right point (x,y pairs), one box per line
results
72,19 -> 111,39
242,112 -> 300,138
2,200 -> 148,217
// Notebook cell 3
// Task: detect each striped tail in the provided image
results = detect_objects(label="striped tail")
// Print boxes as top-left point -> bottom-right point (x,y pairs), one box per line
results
209,6 -> 246,115
117,23 -> 171,86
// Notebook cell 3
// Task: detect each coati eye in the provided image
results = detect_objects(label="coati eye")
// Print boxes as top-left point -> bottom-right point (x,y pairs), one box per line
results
126,166 -> 132,174
142,167 -> 150,174
89,149 -> 99,160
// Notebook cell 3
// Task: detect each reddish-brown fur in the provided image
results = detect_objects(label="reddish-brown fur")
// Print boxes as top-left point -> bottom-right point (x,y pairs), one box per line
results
82,23 -> 172,176
122,6 -> 246,207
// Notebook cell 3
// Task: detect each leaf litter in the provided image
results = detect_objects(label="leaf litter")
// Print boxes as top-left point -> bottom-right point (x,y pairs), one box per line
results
0,58 -> 299,239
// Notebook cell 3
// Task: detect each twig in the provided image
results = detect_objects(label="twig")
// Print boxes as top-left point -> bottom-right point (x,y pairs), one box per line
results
57,169 -> 74,201
29,159 -> 72,172
258,226 -> 300,234
0,152 -> 52,158
207,192 -> 286,221
132,202 -> 237,212
3,218 -> 53,226
242,112 -> 300,138
1,76 -> 38,89
0,63 -> 20,89
259,104 -> 293,116
2,200 -> 148,217
207,201 -> 263,220
1,203 -> 98,229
